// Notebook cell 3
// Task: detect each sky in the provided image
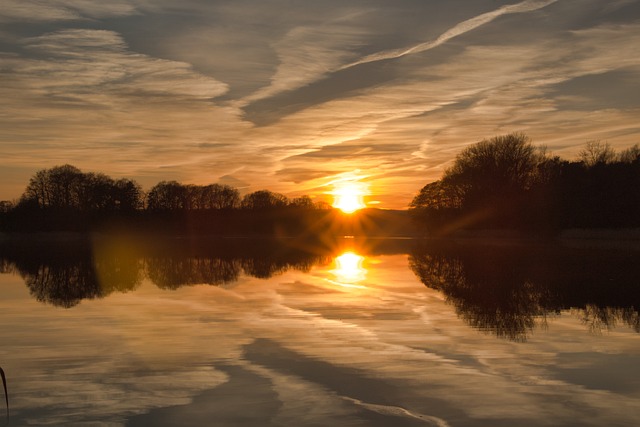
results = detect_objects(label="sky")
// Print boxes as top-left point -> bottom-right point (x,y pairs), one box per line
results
1,0 -> 640,208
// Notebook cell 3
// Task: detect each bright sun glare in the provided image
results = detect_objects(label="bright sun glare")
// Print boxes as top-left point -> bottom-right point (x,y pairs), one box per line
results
332,182 -> 367,213
332,252 -> 367,284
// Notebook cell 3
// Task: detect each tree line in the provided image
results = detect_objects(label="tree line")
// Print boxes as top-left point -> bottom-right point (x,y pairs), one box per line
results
410,133 -> 640,234
0,164 -> 331,232
8,164 -> 328,212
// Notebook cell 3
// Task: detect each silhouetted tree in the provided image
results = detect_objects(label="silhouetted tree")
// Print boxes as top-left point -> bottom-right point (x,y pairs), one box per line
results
9,165 -> 145,230
19,165 -> 144,214
112,178 -> 144,211
409,180 -> 463,211
200,184 -> 240,209
241,190 -> 289,210
290,195 -> 315,209
411,135 -> 639,232
0,201 -> 13,213
578,140 -> 616,166
411,133 -> 548,230
24,164 -> 85,210
619,144 -> 640,163
443,133 -> 544,207
146,181 -> 240,212
146,181 -> 186,211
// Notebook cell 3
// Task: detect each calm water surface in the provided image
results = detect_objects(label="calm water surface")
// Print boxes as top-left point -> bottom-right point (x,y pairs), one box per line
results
0,236 -> 639,426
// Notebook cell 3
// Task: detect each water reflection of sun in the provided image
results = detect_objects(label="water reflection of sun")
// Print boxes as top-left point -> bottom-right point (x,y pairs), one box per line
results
331,252 -> 367,285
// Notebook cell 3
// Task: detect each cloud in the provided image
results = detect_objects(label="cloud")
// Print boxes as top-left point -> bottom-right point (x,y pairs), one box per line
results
275,168 -> 343,185
339,0 -> 559,70
218,175 -> 251,190
239,23 -> 367,105
1,0 -> 640,208
0,0 -> 137,22
0,28 -> 253,193
22,29 -> 229,100
256,17 -> 640,204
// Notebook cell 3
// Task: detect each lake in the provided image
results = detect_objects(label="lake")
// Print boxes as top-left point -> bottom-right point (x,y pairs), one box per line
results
0,235 -> 639,426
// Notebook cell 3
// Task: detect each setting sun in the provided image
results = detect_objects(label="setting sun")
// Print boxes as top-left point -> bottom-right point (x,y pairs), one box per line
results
332,182 -> 367,213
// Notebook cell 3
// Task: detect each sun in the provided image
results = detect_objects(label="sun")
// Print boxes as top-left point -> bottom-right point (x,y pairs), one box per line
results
332,182 -> 367,213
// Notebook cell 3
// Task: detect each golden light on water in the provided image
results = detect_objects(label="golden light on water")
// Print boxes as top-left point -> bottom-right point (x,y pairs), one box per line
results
331,251 -> 367,284
331,182 -> 367,213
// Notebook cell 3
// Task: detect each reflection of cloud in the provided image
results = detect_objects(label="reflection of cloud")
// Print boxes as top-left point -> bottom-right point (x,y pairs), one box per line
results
3,252 -> 640,426
0,0 -> 136,22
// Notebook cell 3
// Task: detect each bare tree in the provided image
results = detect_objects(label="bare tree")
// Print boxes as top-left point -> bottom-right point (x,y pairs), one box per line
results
241,190 -> 289,210
578,140 -> 616,166
619,144 -> 640,163
443,133 -> 544,207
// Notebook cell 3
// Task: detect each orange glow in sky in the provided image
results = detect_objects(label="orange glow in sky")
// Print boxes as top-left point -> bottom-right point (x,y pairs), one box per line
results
1,1 -> 639,210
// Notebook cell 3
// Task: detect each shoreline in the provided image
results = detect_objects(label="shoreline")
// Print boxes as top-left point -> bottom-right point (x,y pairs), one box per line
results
2,228 -> 640,240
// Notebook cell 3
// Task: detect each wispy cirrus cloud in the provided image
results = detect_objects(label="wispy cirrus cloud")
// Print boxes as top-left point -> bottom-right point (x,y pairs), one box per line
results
1,0 -> 640,208
264,17 -> 640,201
21,29 -> 229,101
238,23 -> 367,106
0,28 -> 250,192
339,0 -> 559,70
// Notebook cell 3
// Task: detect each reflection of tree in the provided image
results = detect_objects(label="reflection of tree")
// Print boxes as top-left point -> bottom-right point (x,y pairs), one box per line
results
23,261 -> 101,308
1,237 -> 338,304
142,238 -> 327,286
17,256 -> 141,308
1,240 -> 141,308
409,248 -> 550,341
239,251 -> 320,279
410,243 -> 640,340
146,257 -> 241,289
576,305 -> 640,334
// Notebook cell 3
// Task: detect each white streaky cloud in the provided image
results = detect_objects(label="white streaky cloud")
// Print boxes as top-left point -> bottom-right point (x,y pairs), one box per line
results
22,29 -> 229,100
239,23 -> 366,105
339,0 -> 559,70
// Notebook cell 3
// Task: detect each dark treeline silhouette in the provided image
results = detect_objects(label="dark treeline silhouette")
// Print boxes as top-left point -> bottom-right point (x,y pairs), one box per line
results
0,165 -> 346,234
409,241 -> 640,341
410,134 -> 640,234
0,164 -> 416,236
